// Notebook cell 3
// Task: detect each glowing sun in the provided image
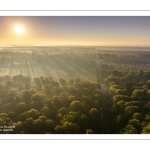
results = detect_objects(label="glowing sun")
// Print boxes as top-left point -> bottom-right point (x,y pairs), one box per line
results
15,25 -> 24,34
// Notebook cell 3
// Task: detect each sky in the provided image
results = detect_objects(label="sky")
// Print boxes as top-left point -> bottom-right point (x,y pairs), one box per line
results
0,16 -> 150,46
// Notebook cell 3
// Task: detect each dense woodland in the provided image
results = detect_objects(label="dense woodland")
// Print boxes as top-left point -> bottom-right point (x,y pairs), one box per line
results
0,46 -> 150,134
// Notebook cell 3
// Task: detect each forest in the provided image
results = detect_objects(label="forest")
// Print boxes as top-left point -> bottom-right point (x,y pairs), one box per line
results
0,46 -> 150,134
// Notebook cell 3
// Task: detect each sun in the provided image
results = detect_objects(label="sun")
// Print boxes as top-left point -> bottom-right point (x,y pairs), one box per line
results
15,25 -> 24,34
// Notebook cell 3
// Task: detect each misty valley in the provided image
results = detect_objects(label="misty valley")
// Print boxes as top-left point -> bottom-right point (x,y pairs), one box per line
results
0,46 -> 150,134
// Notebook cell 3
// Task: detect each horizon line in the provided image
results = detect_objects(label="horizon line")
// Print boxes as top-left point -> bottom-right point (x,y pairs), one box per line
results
1,45 -> 150,48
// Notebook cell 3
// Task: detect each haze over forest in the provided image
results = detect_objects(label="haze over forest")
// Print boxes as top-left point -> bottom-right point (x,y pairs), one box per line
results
1,16 -> 150,134
0,46 -> 150,79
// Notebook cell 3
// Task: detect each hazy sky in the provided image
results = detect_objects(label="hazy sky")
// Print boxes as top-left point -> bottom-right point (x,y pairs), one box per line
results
0,16 -> 150,46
